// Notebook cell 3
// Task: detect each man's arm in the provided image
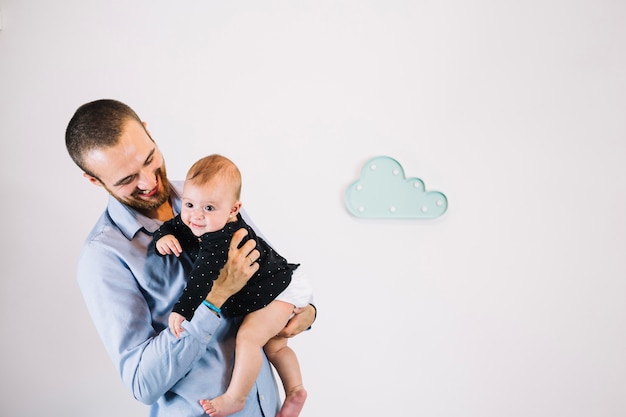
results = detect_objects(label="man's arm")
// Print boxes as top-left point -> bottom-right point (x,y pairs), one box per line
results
77,228 -> 259,404
78,241 -> 216,404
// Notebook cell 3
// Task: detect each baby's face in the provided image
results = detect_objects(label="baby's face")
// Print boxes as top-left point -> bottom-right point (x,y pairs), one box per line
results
180,179 -> 239,236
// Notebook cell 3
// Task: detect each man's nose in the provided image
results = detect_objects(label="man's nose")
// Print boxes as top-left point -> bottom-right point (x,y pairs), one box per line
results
137,168 -> 156,191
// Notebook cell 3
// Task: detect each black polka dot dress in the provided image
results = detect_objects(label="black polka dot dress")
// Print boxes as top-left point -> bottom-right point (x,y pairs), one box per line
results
153,213 -> 298,319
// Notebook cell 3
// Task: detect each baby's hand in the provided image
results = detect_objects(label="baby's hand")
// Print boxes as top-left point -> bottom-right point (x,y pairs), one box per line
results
156,235 -> 182,256
168,312 -> 186,338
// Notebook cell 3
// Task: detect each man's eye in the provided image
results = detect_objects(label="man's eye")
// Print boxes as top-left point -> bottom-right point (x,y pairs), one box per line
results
118,176 -> 135,186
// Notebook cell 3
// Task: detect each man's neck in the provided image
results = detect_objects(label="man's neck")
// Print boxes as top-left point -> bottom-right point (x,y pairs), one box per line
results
141,199 -> 174,222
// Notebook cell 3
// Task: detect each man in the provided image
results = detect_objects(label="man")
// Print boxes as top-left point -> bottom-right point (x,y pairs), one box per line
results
65,99 -> 316,417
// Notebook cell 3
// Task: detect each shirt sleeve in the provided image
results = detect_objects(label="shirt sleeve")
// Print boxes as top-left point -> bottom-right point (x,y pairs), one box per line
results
77,238 -> 221,405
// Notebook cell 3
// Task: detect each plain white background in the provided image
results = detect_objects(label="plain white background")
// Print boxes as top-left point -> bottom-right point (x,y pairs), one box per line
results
1,1 -> 625,416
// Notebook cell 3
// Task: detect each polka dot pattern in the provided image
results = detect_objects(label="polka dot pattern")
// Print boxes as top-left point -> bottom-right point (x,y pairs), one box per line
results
153,213 -> 298,319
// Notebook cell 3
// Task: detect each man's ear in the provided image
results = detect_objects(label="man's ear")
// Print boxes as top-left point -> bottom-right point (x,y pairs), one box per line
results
83,172 -> 104,187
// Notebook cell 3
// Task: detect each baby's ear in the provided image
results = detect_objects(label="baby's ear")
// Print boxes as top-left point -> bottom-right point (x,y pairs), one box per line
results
230,201 -> 242,217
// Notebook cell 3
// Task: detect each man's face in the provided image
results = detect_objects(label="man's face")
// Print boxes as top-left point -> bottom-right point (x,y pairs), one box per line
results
83,119 -> 170,212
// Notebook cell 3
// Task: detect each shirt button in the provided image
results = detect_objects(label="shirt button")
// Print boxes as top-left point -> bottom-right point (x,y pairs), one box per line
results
259,395 -> 265,401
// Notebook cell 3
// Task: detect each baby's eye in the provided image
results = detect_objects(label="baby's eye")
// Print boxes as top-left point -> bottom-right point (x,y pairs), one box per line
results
204,205 -> 215,212
184,202 -> 193,208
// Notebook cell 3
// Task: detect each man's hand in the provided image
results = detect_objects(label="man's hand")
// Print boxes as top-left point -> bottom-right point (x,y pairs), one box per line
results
207,228 -> 260,307
277,304 -> 317,338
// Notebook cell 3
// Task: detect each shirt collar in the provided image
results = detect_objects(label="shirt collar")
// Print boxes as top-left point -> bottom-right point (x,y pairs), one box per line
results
106,181 -> 184,240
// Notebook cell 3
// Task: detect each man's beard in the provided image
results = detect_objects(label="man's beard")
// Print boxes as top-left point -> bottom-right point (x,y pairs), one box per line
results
107,167 -> 171,213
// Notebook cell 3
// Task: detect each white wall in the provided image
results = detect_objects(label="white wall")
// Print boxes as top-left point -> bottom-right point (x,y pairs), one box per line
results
1,1 -> 625,416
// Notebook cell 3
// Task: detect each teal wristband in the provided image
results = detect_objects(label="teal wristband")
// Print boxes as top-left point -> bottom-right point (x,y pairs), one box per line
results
203,300 -> 222,315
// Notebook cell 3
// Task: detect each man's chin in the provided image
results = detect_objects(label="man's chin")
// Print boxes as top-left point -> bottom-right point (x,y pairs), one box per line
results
114,189 -> 169,212
106,175 -> 171,212
132,194 -> 168,211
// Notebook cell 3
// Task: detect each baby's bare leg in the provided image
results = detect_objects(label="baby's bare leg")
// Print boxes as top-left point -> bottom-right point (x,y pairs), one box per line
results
265,337 -> 307,417
204,301 -> 295,417
276,388 -> 307,417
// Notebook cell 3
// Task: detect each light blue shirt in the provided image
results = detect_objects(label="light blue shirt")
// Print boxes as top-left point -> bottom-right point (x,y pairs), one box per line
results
77,181 -> 280,417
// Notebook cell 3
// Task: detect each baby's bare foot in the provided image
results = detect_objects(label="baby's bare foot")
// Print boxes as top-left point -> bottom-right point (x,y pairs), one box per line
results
199,393 -> 245,417
199,399 -> 215,416
277,386 -> 307,417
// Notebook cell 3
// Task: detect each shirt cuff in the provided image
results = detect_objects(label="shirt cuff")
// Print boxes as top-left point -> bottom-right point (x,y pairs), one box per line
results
180,304 -> 222,344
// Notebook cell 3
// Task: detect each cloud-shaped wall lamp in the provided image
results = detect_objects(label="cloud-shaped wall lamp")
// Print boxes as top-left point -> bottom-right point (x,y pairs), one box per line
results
345,156 -> 448,219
